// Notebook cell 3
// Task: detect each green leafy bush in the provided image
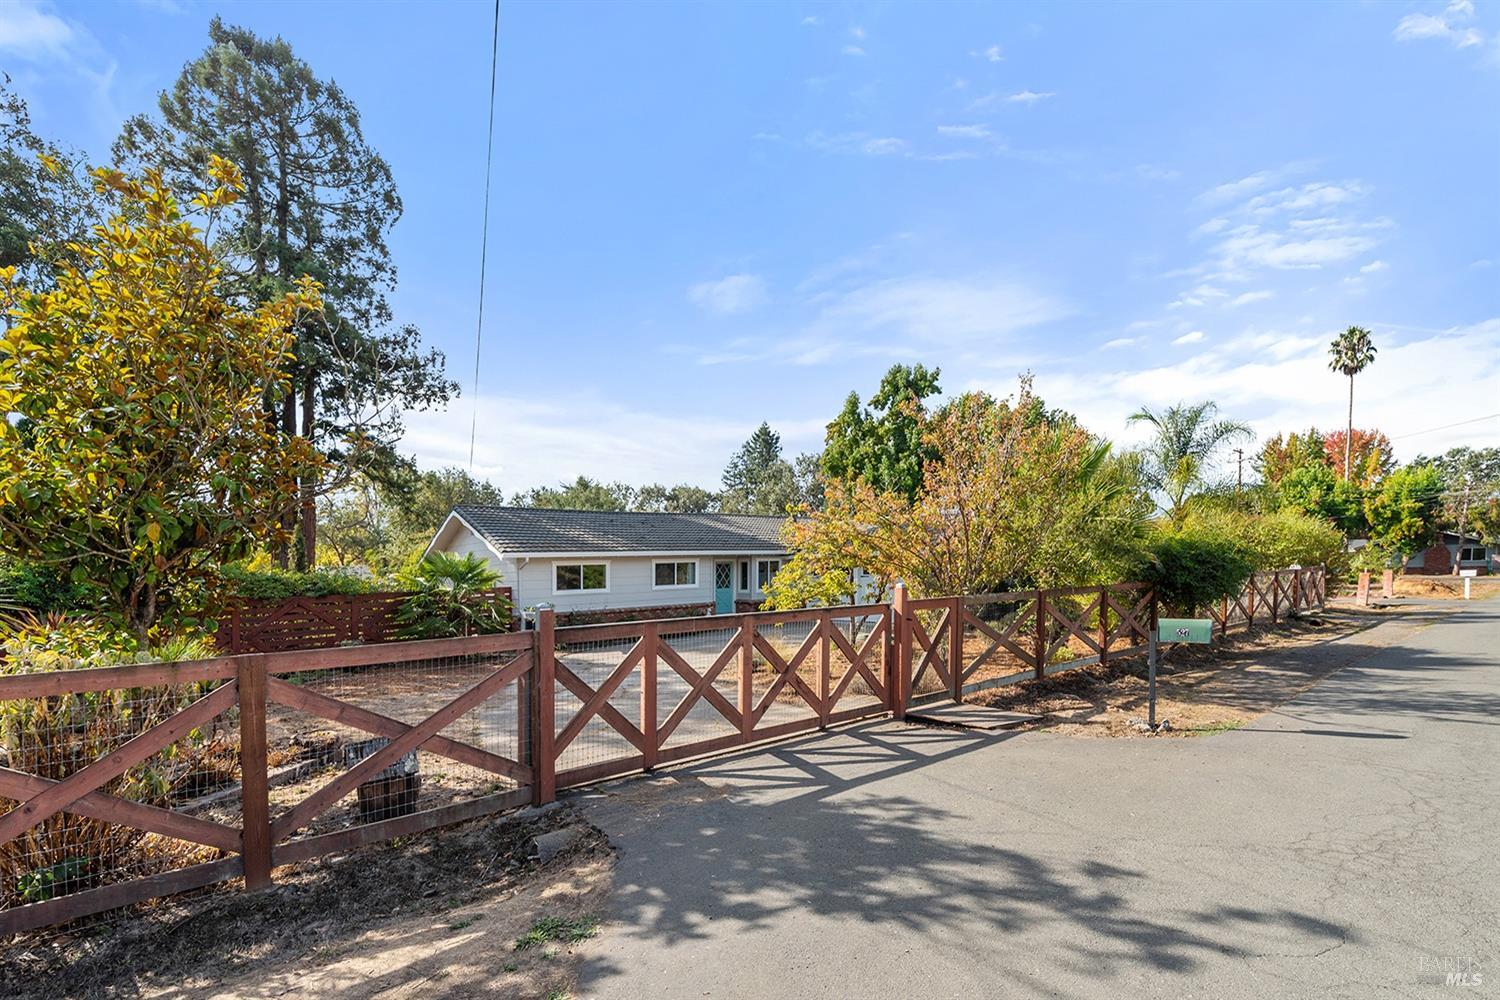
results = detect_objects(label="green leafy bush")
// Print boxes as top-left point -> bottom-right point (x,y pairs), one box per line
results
220,563 -> 378,600
0,618 -> 223,906
1134,528 -> 1256,615
0,558 -> 95,614
395,553 -> 512,639
1246,509 -> 1348,576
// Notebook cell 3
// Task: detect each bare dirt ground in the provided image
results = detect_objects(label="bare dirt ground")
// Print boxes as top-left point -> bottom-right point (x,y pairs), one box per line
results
966,606 -> 1391,737
1,806 -> 613,1000
1391,574 -> 1500,600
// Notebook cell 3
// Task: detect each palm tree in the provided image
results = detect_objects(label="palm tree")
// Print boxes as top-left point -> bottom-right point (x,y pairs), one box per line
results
1327,326 -> 1377,481
1128,401 -> 1252,520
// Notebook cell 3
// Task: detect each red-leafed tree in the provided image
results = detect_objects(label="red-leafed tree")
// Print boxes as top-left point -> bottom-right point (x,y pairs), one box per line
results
1323,429 -> 1393,487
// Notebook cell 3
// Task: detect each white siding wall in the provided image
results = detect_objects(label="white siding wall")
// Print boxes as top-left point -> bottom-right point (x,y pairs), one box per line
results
430,521 -> 788,614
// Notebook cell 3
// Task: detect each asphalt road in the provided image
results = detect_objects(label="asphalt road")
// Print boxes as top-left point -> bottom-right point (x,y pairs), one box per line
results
574,600 -> 1498,999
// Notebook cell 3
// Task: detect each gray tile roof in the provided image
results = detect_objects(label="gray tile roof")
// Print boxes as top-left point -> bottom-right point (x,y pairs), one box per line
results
451,505 -> 790,555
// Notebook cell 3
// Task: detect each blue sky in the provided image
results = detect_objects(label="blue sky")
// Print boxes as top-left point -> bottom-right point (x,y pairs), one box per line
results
3,0 -> 1497,492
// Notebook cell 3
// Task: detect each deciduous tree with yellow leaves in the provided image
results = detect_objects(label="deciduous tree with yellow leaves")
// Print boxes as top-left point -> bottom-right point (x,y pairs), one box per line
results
0,157 -> 322,641
763,379 -> 1150,607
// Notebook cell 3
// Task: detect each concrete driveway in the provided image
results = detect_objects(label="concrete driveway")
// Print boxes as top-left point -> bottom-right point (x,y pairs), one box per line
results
573,601 -> 1498,998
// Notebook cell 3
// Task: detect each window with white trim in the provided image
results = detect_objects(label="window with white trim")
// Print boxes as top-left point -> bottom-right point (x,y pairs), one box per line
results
653,560 -> 698,588
555,562 -> 608,592
739,561 -> 750,592
1459,546 -> 1487,562
757,559 -> 782,591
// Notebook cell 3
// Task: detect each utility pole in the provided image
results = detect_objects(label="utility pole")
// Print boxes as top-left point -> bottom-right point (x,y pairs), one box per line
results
1235,449 -> 1244,491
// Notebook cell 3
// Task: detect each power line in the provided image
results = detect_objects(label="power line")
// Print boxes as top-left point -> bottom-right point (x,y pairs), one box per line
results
468,0 -> 501,469
1389,412 -> 1500,441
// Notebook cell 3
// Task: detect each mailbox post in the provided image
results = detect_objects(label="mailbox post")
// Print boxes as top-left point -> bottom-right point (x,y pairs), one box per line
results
1149,617 -> 1213,731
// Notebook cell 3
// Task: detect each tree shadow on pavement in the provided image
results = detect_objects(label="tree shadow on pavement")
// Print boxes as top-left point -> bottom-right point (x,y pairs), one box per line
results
576,722 -> 1354,995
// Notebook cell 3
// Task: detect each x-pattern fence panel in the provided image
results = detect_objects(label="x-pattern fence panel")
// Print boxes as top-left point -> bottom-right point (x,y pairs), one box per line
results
1,567 -> 1323,933
549,606 -> 891,790
1208,567 -> 1326,637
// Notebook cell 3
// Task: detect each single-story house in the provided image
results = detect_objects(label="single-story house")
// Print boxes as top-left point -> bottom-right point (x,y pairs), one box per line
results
425,506 -> 795,621
1405,531 -> 1495,575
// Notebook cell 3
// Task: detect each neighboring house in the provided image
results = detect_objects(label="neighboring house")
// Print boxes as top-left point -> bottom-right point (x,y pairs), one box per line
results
425,506 -> 793,621
1405,531 -> 1495,575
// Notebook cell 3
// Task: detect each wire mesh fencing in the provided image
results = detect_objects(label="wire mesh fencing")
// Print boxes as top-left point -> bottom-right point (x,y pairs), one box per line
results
265,643 -> 532,846
0,657 -> 243,933
1,567 -> 1325,934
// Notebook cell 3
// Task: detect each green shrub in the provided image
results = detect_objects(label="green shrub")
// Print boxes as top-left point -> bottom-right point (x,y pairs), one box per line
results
220,563 -> 379,600
395,553 -> 512,639
0,558 -> 96,614
0,618 -> 222,906
1246,509 -> 1347,576
1134,528 -> 1256,615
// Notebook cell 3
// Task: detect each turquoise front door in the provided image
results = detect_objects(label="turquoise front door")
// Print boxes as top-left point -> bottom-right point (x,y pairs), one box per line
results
714,561 -> 735,614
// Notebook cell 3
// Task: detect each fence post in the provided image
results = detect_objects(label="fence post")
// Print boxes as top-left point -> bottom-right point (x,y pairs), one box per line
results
891,583 -> 910,720
1098,586 -> 1110,669
949,595 -> 964,703
236,659 -> 272,891
1381,568 -> 1393,600
533,606 -> 556,805
818,615 -> 831,726
640,622 -> 658,772
1033,589 -> 1047,680
1356,571 -> 1371,607
1270,574 -> 1280,624
739,614 -> 755,738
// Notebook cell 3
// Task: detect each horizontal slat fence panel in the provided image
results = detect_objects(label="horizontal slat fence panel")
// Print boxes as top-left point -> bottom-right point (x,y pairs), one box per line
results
217,587 -> 514,654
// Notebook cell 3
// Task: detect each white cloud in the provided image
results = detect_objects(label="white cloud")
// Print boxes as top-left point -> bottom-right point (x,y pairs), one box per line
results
807,131 -> 991,162
1196,160 -> 1317,206
842,45 -> 866,56
820,275 -> 1069,346
1246,180 -> 1370,215
1360,259 -> 1390,274
1102,337 -> 1137,349
0,1 -> 75,60
693,272 -> 1071,366
800,15 -> 821,27
850,25 -> 866,40
936,124 -> 993,139
405,394 -> 825,494
1394,0 -> 1485,48
1006,89 -> 1055,105
1229,290 -> 1274,307
861,136 -> 907,155
1184,175 -> 1390,282
982,44 -> 1003,62
1173,330 -> 1206,345
1028,319 -> 1500,463
688,274 -> 767,315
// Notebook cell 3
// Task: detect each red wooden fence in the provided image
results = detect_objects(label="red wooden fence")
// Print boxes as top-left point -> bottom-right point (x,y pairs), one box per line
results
216,587 -> 514,653
0,567 -> 1324,934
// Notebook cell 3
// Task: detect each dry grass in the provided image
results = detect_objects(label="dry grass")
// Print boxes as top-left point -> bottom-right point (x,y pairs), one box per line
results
966,608 -> 1380,738
1391,575 -> 1499,600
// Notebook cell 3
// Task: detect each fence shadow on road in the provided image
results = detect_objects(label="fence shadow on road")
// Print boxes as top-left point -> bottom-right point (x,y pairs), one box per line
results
577,720 -> 1355,994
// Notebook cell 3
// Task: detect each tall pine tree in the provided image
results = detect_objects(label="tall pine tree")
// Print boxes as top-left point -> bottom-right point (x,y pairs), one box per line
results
115,19 -> 455,568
